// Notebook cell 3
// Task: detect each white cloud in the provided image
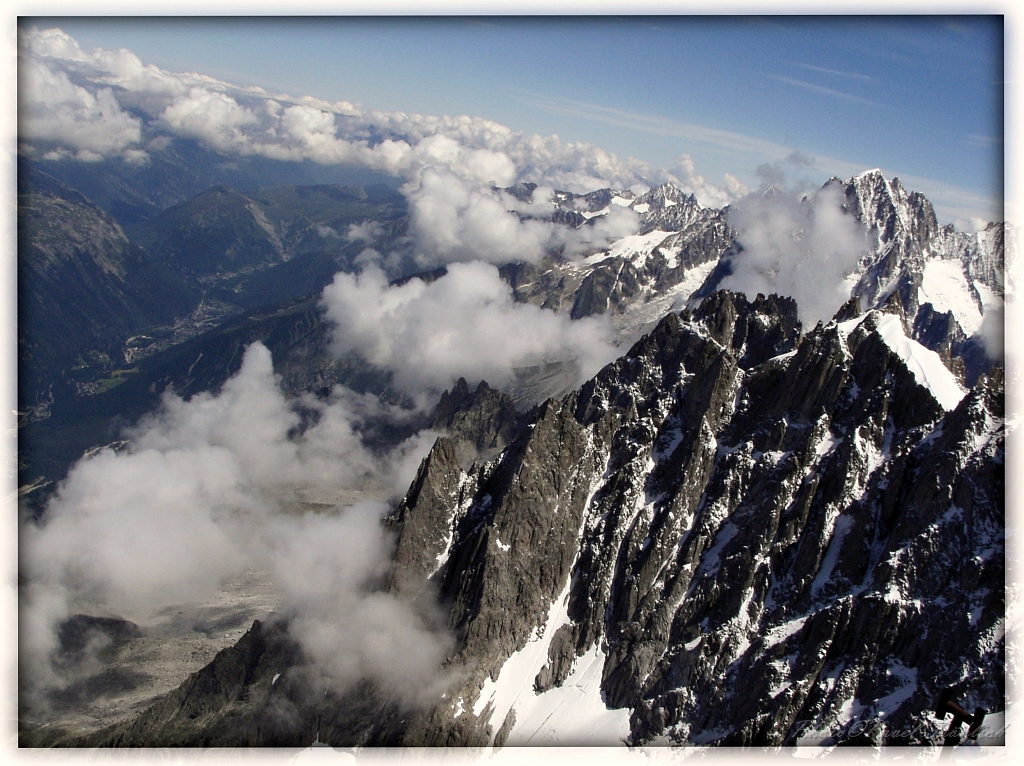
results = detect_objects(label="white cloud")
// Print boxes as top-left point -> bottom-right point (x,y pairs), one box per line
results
20,25 -> 999,226
281,104 -> 337,139
400,170 -> 642,268
346,220 -> 385,244
18,27 -> 678,193
19,56 -> 143,159
160,88 -> 260,153
18,25 -> 736,266
321,261 -> 618,405
20,343 -> 446,706
403,168 -> 554,267
979,301 -> 1004,361
720,184 -> 870,327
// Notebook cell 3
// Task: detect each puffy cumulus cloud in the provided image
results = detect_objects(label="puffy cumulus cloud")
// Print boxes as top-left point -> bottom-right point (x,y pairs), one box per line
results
723,173 -> 750,199
22,26 -> 191,118
401,172 -> 642,268
20,343 -> 447,707
508,185 -> 558,216
359,111 -> 652,193
954,217 -> 992,235
160,88 -> 261,154
27,26 -> 150,85
262,506 -> 452,703
19,56 -> 143,160
505,132 -> 655,194
22,26 -> 90,63
404,133 -> 517,187
281,103 -> 337,139
347,220 -> 386,244
404,168 -> 554,267
721,184 -> 870,327
321,261 -> 618,404
20,26 -> 735,265
17,27 -> 681,190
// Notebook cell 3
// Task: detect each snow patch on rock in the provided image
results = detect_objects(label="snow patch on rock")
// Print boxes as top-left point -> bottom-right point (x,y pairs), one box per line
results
919,258 -> 983,335
839,313 -> 966,411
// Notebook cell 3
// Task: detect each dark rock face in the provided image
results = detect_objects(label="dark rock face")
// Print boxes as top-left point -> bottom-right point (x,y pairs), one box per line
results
89,617 -> 307,747
505,174 -> 1003,397
385,437 -> 466,597
429,378 -> 521,463
687,171 -> 1004,386
390,291 -> 1001,747
500,182 -> 731,332
94,290 -> 1002,748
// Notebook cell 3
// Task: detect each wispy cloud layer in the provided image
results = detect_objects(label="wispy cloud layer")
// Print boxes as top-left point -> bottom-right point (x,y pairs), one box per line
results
764,74 -> 886,109
787,61 -> 876,82
516,91 -> 998,226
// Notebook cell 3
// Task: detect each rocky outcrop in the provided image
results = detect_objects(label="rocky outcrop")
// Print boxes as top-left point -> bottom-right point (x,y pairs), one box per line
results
45,147 -> 1008,754
385,437 -> 466,597
836,170 -> 1002,383
88,617 -> 309,747
83,289 -> 1003,748
429,378 -> 521,463
499,182 -> 732,336
690,171 -> 1005,385
385,290 -> 1002,747
81,288 -> 1007,749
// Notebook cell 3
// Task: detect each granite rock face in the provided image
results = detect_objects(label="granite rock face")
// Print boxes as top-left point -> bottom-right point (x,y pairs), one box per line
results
93,289 -> 1003,747
831,170 -> 1003,385
429,378 -> 522,464
499,182 -> 731,338
504,173 -> 1004,389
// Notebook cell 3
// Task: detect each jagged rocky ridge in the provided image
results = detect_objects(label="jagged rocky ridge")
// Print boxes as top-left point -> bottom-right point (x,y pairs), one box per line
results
836,171 -> 1005,385
501,182 -> 731,338
505,172 -> 1005,385
86,289 -> 1004,747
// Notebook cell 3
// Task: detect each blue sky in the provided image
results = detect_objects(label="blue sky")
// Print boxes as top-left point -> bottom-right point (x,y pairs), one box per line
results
28,15 -> 1004,225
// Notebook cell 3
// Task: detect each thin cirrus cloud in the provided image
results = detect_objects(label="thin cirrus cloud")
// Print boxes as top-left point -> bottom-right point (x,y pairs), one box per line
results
518,91 -> 999,225
517,91 -> 878,183
516,91 -> 798,162
786,61 -> 876,83
967,134 -> 1001,149
763,74 -> 887,109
